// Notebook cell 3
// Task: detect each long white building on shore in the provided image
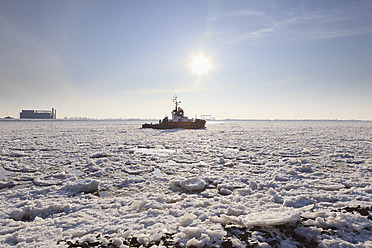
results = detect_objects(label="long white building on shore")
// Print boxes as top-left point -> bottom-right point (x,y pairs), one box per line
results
20,108 -> 56,119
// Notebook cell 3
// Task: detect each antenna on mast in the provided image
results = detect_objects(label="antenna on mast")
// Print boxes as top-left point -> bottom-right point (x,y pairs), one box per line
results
172,95 -> 181,111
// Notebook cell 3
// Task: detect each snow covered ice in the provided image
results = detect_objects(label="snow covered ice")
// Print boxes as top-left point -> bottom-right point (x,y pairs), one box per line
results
0,120 -> 371,247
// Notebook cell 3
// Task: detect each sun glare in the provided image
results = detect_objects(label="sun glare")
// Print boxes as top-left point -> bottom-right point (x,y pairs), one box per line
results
191,55 -> 211,75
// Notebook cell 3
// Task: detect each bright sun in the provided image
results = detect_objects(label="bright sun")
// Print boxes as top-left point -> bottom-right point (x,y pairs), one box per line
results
191,55 -> 211,75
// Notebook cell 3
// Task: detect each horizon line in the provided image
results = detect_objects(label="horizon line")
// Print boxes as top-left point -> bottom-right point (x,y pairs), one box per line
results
1,117 -> 371,122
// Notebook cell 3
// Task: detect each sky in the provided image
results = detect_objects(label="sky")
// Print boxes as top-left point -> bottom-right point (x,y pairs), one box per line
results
1,0 -> 372,120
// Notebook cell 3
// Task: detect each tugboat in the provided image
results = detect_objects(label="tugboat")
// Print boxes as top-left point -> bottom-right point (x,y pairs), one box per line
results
142,96 -> 206,129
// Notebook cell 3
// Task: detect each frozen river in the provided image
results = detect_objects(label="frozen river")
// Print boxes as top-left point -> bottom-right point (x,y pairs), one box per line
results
0,120 -> 371,247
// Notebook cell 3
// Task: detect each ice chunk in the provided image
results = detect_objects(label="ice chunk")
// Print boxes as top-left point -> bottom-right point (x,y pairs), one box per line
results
123,165 -> 152,175
63,179 -> 100,194
226,207 -> 244,216
0,180 -> 16,189
178,213 -> 197,226
9,151 -> 26,157
249,181 -> 258,189
283,196 -> 314,208
186,234 -> 210,248
217,183 -> 234,195
3,163 -> 37,172
175,224 -> 227,247
112,238 -> 123,247
33,172 -> 68,186
90,152 -> 111,158
180,177 -> 206,191
10,203 -> 70,221
218,188 -> 232,195
129,199 -> 163,212
299,164 -> 313,172
243,209 -> 301,228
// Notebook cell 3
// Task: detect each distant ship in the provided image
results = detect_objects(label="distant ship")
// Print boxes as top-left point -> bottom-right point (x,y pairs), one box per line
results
142,96 -> 206,129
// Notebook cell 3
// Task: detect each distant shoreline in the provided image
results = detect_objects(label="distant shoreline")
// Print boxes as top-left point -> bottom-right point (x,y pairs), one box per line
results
1,118 -> 371,122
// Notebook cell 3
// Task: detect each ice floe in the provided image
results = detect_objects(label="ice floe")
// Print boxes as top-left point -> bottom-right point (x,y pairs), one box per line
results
0,120 -> 371,247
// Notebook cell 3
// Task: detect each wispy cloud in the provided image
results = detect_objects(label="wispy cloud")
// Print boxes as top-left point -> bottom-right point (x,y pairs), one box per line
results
219,9 -> 273,21
224,28 -> 274,45
296,90 -> 322,97
255,76 -> 311,87
139,87 -> 203,94
309,26 -> 372,40
215,1 -> 372,45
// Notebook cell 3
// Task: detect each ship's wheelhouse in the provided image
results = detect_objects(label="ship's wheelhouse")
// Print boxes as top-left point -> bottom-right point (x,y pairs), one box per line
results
172,107 -> 189,122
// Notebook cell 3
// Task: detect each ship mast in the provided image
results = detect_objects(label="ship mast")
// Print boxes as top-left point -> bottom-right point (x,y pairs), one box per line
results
172,95 -> 181,111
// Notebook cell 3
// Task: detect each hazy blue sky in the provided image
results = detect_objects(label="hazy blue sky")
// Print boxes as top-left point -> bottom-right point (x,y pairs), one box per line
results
1,0 -> 371,120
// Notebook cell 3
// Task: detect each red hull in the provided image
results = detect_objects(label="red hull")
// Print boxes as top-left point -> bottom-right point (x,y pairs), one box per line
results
142,119 -> 206,129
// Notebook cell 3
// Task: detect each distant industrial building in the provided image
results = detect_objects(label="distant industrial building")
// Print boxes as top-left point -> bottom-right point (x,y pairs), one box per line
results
201,115 -> 215,121
20,108 -> 56,119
